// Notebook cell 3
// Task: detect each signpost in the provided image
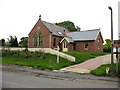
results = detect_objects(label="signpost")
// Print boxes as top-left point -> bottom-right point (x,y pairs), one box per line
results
113,40 -> 120,48
57,46 -> 60,64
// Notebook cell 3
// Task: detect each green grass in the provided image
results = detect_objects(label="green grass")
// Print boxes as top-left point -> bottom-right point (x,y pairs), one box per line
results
1,54 -> 75,70
1,50 -> 110,70
63,51 -> 109,64
90,64 -> 120,77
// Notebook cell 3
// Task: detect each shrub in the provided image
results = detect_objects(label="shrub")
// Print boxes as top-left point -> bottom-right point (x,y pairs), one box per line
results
103,47 -> 111,52
2,50 -> 45,59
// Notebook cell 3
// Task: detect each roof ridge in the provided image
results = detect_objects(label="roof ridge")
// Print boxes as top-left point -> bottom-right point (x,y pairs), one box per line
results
42,20 -> 69,31
81,29 -> 100,32
65,36 -> 72,38
42,20 -> 55,25
66,29 -> 100,33
42,20 -> 65,28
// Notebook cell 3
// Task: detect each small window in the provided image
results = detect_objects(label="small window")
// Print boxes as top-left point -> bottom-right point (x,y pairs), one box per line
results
53,38 -> 56,47
73,43 -> 76,50
58,31 -> 62,35
84,42 -> 88,50
37,26 -> 41,29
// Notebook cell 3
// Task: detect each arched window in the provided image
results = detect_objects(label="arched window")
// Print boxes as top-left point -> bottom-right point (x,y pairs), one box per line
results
53,38 -> 56,47
33,33 -> 37,47
33,32 -> 43,47
84,42 -> 88,50
38,33 -> 43,46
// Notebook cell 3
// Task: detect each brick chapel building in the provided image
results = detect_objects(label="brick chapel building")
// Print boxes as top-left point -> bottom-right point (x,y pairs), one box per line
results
28,16 -> 104,52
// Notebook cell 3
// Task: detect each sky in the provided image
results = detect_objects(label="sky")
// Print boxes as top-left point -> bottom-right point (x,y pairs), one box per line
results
0,0 -> 119,42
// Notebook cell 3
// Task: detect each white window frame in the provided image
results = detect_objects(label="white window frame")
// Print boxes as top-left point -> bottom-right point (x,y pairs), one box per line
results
84,42 -> 88,50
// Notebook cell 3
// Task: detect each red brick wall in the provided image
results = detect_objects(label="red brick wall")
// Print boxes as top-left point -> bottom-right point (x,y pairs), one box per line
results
68,43 -> 73,51
51,35 -> 63,49
28,20 -> 51,48
75,41 -> 95,52
28,20 -> 103,52
93,33 -> 103,52
74,33 -> 103,52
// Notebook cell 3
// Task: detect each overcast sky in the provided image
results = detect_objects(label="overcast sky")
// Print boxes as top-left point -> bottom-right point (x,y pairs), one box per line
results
0,0 -> 119,42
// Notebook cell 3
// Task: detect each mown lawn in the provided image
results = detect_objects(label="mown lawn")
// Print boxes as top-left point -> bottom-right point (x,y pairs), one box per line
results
1,56 -> 75,70
63,51 -> 110,64
1,50 -> 110,70
90,64 -> 120,77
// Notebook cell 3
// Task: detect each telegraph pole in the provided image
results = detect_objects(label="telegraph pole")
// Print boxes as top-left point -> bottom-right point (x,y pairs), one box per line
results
108,6 -> 114,73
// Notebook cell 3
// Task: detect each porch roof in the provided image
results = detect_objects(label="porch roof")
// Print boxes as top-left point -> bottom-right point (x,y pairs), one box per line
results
60,37 -> 74,43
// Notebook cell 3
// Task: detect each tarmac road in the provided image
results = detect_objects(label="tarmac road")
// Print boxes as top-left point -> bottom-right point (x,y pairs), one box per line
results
1,67 -> 119,88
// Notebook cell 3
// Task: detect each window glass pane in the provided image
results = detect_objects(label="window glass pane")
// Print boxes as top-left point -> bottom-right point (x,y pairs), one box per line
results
39,33 -> 43,46
53,38 -> 56,47
33,33 -> 43,47
34,34 -> 37,47
84,42 -> 88,49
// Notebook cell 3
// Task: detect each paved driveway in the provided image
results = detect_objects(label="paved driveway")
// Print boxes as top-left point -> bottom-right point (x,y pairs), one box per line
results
59,54 -> 116,73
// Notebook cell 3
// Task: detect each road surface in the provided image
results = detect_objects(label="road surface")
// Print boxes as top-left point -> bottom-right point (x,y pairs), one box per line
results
2,69 -> 118,88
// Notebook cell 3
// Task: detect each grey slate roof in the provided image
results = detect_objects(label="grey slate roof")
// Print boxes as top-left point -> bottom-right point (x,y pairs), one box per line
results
66,30 -> 100,41
64,37 -> 74,43
41,20 -> 101,42
42,21 -> 68,37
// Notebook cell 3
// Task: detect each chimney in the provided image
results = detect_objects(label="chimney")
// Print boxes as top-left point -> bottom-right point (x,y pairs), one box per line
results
39,15 -> 41,20
63,29 -> 67,36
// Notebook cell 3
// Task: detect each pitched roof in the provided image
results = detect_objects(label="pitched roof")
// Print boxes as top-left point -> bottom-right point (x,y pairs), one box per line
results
66,29 -> 100,41
60,37 -> 74,43
65,37 -> 74,43
42,21 -> 69,37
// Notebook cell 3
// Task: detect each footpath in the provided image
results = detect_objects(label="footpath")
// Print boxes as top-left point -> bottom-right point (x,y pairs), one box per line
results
58,54 -> 117,73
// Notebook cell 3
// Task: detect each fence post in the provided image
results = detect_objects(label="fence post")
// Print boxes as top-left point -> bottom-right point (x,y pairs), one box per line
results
57,46 -> 60,64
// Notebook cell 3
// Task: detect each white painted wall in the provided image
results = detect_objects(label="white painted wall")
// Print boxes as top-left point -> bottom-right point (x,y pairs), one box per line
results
28,48 -> 75,62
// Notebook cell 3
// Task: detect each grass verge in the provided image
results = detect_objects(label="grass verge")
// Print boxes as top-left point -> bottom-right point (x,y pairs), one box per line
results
63,51 -> 109,64
1,50 -> 110,70
90,63 -> 120,77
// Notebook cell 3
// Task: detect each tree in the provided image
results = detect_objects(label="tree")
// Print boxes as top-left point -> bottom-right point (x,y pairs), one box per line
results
76,26 -> 81,31
19,37 -> 28,48
56,21 -> 80,32
104,39 -> 111,48
0,39 -> 5,46
103,39 -> 111,52
7,36 -> 18,47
